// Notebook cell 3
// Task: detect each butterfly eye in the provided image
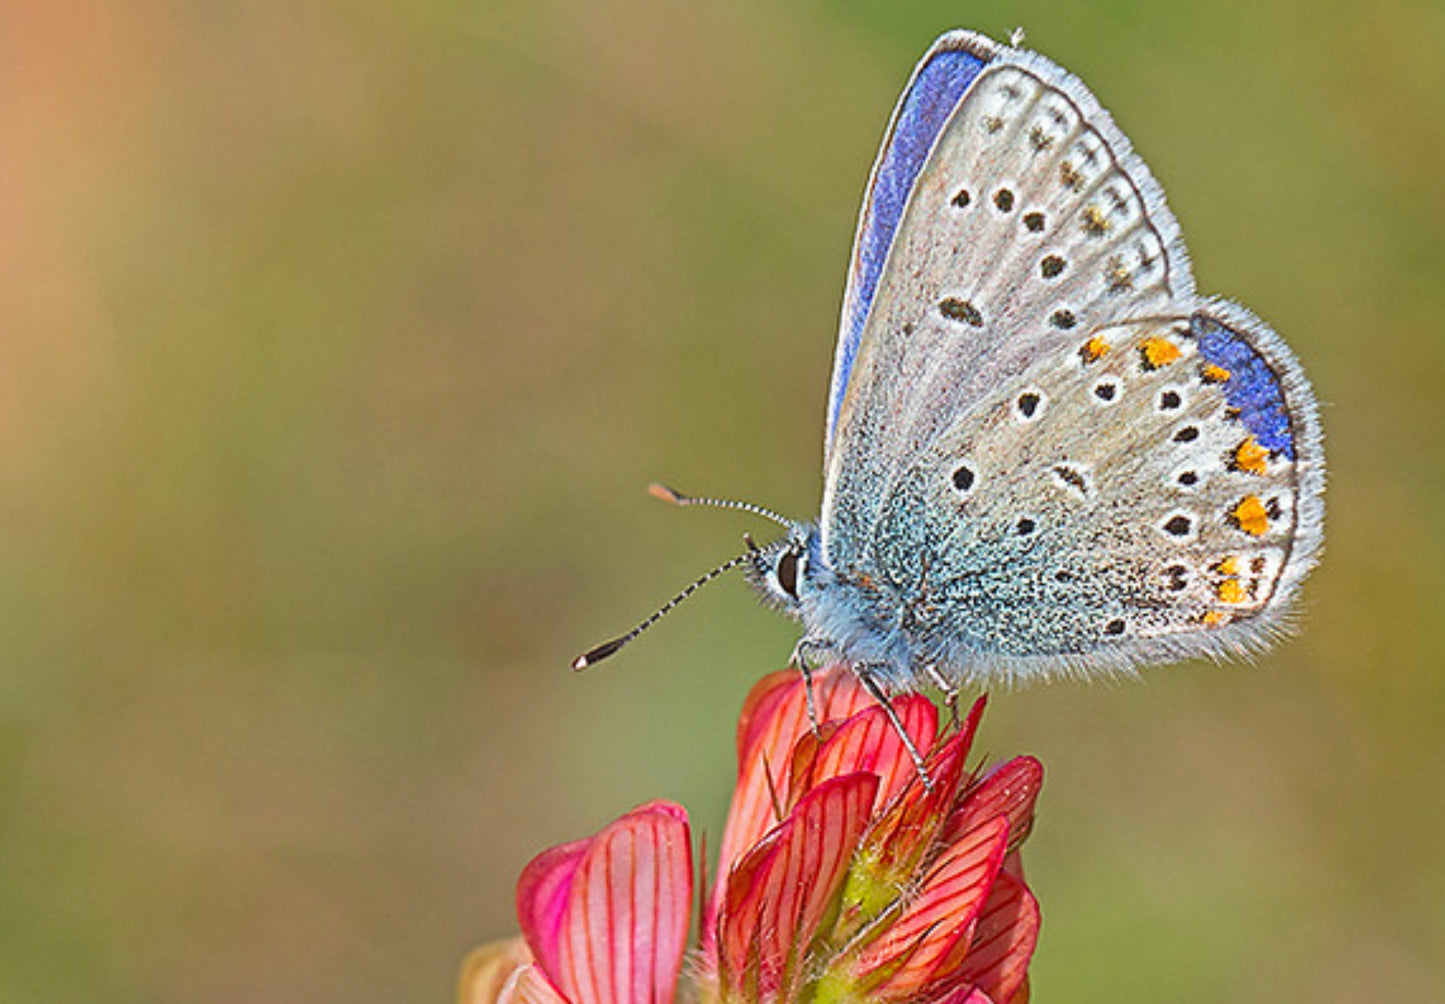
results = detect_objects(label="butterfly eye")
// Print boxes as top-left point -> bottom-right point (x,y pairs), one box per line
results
777,550 -> 800,599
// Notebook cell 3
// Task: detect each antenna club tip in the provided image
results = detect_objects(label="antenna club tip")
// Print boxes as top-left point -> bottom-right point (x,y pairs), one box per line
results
648,482 -> 683,504
574,636 -> 627,669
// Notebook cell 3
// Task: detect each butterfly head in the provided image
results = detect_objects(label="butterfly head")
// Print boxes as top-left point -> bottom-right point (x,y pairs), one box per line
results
744,523 -> 824,618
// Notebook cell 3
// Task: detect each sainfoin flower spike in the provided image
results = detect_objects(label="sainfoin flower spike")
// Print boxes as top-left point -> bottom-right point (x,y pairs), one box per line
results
462,667 -> 1042,1004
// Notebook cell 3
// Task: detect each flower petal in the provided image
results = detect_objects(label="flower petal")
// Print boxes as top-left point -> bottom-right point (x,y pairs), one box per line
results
733,669 -> 803,763
838,716 -> 978,931
497,965 -> 572,1004
929,987 -> 997,1004
789,696 -> 937,809
516,801 -> 692,1004
957,870 -> 1040,1004
852,815 -> 1010,999
706,667 -> 874,942
459,938 -> 533,1004
953,694 -> 989,763
716,772 -> 879,1000
942,756 -> 1044,852
734,666 -> 875,770
516,840 -> 589,979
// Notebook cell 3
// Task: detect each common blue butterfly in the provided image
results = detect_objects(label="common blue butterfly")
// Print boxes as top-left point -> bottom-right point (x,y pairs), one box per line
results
577,30 -> 1324,727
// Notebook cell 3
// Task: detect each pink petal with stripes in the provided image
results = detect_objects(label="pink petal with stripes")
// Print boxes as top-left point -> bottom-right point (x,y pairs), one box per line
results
734,667 -> 875,775
877,695 -> 988,847
716,772 -> 879,1000
497,965 -> 572,1004
854,815 -> 1010,1000
855,717 -> 976,885
732,670 -> 800,765
942,756 -> 1044,852
516,841 -> 590,975
515,801 -> 692,1004
929,986 -> 996,1004
953,695 -> 989,763
1000,850 -> 1026,882
706,667 -> 874,943
790,696 -> 938,810
957,871 -> 1040,1004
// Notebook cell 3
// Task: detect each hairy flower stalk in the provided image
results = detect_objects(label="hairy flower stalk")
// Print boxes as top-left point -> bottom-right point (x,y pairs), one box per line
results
462,667 -> 1042,1004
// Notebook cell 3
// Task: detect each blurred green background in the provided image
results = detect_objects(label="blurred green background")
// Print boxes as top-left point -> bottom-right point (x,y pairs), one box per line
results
2,0 -> 1442,1001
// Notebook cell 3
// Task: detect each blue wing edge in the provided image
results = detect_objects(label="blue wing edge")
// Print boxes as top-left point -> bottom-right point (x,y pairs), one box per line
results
823,30 -> 1000,452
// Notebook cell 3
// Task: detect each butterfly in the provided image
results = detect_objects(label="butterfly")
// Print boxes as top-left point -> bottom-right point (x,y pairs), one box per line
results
576,29 -> 1324,742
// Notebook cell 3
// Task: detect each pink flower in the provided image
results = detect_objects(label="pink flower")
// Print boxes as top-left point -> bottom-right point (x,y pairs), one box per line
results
462,667 -> 1042,1004
473,801 -> 693,1004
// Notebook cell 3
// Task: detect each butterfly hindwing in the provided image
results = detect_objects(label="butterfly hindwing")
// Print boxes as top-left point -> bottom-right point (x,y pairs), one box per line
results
885,308 -> 1320,681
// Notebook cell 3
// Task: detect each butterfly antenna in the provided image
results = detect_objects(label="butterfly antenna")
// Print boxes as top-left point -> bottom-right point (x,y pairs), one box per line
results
649,482 -> 793,529
572,548 -> 755,671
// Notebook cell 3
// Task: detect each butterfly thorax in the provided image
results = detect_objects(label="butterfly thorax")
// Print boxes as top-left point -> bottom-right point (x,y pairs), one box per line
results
745,523 -> 924,688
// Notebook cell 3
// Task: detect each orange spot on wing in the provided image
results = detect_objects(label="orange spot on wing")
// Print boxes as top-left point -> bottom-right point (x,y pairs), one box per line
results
1217,578 -> 1247,604
1140,337 -> 1182,369
1080,335 -> 1110,362
1233,437 -> 1270,475
1232,495 -> 1270,536
1202,363 -> 1232,383
1202,611 -> 1229,627
1215,556 -> 1242,577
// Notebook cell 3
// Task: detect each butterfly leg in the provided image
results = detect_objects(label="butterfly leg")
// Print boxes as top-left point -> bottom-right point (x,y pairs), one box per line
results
790,637 -> 833,733
923,663 -> 961,729
855,665 -> 935,791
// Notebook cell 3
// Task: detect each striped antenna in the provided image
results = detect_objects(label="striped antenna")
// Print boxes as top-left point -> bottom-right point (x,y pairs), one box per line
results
572,549 -> 754,670
571,483 -> 795,671
648,482 -> 793,529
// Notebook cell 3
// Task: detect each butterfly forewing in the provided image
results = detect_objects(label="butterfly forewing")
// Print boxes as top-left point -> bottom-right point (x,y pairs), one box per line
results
827,32 -> 996,449
823,52 -> 1191,565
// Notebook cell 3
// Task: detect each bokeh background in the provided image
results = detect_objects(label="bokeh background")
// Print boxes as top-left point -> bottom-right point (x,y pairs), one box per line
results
2,1 -> 1443,1001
